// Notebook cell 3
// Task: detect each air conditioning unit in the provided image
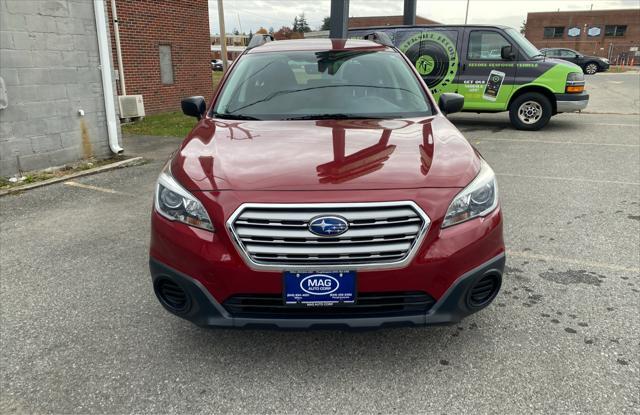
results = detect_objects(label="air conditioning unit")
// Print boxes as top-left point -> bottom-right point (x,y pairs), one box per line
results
117,95 -> 145,119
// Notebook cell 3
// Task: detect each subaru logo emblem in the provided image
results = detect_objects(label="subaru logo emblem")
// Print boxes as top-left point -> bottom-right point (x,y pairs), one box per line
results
308,215 -> 349,236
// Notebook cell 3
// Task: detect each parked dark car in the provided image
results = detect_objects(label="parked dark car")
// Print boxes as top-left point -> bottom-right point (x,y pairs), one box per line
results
540,48 -> 610,75
211,59 -> 223,71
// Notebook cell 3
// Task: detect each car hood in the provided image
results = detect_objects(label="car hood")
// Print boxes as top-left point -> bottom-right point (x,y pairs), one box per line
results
171,116 -> 480,191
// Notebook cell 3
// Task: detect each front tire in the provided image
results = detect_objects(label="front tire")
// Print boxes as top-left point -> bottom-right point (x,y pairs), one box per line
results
584,62 -> 599,75
509,92 -> 552,131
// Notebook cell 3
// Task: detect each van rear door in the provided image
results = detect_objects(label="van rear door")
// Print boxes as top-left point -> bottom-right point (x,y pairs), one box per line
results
459,28 -> 518,111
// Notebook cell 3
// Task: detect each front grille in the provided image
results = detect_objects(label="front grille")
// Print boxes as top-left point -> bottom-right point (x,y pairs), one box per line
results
223,291 -> 436,318
227,202 -> 430,269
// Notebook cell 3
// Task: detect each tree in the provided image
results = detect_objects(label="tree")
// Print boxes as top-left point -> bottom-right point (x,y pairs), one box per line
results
256,27 -> 268,34
274,26 -> 303,40
296,13 -> 311,33
233,28 -> 240,36
320,16 -> 330,31
520,20 -> 527,35
248,29 -> 253,39
292,16 -> 299,32
268,26 -> 275,34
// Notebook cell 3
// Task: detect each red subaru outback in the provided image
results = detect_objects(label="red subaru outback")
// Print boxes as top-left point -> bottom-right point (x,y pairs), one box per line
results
149,34 -> 505,329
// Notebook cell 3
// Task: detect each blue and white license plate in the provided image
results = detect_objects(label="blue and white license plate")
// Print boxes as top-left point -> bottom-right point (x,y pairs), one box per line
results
284,271 -> 356,306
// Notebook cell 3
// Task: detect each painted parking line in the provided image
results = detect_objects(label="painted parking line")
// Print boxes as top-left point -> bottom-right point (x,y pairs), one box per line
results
580,123 -> 640,127
63,181 -> 131,195
497,173 -> 640,186
475,138 -> 639,147
508,250 -> 639,273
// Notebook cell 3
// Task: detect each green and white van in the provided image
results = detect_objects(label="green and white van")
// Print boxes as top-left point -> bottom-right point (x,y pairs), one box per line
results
350,25 -> 589,130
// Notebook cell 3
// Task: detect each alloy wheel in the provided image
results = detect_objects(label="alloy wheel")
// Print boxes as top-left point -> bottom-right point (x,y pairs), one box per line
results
585,63 -> 598,75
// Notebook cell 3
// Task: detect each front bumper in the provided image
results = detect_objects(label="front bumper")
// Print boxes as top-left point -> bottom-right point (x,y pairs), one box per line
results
150,253 -> 505,329
556,92 -> 589,112
149,188 -> 505,329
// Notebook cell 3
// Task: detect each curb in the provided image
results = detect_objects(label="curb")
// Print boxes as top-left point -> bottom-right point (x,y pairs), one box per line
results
0,156 -> 144,197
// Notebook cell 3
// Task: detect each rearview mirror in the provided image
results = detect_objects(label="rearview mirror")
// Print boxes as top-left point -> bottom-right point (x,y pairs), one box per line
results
438,93 -> 464,116
501,45 -> 516,60
181,96 -> 206,120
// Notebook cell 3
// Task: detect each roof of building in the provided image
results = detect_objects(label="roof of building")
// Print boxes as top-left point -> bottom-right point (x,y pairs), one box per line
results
348,15 -> 440,27
527,8 -> 639,16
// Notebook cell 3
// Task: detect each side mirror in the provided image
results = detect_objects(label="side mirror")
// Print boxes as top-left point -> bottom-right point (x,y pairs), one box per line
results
438,93 -> 464,115
501,45 -> 516,60
181,96 -> 206,120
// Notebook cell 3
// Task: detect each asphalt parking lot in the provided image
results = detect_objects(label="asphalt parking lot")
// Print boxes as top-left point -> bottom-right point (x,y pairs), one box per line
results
1,72 -> 639,414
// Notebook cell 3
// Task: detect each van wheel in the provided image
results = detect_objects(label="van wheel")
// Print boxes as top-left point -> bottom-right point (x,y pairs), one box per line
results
509,93 -> 552,131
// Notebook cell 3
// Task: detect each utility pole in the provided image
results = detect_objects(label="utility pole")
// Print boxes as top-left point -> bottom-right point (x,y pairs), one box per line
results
403,0 -> 416,25
464,0 -> 470,24
329,0 -> 349,39
217,0 -> 229,72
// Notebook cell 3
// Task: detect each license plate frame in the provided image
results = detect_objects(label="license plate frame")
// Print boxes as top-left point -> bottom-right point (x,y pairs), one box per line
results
283,270 -> 356,306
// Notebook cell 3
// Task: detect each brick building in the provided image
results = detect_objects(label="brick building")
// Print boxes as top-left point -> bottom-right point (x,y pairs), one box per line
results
525,9 -> 640,62
0,0 -> 118,177
304,15 -> 441,39
106,0 -> 212,114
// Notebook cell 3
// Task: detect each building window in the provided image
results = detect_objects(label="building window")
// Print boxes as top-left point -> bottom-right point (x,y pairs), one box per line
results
543,27 -> 564,38
159,45 -> 174,85
604,25 -> 627,37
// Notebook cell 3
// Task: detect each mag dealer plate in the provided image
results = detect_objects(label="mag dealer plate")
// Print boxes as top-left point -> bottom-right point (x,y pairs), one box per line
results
284,271 -> 356,306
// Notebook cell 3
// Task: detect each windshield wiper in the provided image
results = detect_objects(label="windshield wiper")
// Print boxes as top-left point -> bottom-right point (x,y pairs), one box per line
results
212,113 -> 261,120
283,114 -> 386,120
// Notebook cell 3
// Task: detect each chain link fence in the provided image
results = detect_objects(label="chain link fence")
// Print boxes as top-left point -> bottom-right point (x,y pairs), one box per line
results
606,43 -> 639,66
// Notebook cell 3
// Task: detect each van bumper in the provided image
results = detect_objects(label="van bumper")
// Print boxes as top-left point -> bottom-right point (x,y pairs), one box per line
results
556,92 -> 589,112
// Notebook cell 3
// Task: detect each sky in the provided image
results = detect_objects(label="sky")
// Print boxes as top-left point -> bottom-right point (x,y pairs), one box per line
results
208,0 -> 639,34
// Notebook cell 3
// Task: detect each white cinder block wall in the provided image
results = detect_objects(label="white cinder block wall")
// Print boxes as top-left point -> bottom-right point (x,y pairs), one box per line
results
0,0 -> 121,176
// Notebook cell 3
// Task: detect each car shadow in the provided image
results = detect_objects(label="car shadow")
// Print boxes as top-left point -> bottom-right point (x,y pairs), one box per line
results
448,113 -> 587,134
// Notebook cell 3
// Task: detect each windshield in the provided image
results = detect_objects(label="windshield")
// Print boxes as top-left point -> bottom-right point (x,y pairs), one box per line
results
505,28 -> 541,59
212,50 -> 432,120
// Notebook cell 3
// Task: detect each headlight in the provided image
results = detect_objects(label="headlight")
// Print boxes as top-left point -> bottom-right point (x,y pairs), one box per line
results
442,159 -> 498,228
566,72 -> 585,93
567,72 -> 585,82
154,163 -> 214,231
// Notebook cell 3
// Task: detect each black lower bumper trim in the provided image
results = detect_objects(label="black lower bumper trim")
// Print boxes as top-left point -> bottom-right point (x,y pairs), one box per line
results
555,92 -> 589,102
149,253 -> 505,329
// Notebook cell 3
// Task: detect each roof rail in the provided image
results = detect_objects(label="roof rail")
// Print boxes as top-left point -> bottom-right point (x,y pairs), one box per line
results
247,34 -> 274,50
363,31 -> 393,47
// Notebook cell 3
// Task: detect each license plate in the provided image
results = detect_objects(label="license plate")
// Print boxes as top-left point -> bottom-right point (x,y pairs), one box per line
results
284,271 -> 356,306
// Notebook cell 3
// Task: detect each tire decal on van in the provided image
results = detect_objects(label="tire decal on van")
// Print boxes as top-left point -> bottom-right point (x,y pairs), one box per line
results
399,32 -> 458,95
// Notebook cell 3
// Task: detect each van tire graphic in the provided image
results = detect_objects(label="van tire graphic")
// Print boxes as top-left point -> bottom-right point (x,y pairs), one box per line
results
400,32 -> 458,94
